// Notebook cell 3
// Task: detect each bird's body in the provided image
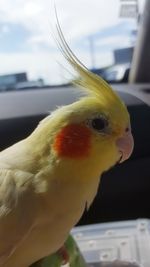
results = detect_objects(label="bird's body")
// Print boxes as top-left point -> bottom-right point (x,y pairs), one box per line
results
0,103 -> 114,266
0,17 -> 134,267
0,133 -> 100,267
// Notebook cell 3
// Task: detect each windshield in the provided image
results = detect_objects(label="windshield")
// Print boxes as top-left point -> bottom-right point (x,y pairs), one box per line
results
0,0 -> 146,90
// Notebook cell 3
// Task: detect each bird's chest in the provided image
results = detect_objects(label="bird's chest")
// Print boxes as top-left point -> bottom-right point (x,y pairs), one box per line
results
28,204 -> 84,253
32,183 -> 86,250
7,177 -> 99,267
10,200 -> 85,267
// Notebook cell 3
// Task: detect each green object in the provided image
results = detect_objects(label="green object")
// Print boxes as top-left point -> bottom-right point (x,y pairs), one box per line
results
31,235 -> 87,267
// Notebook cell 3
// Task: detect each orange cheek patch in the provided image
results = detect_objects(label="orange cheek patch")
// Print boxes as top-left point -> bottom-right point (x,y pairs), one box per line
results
53,124 -> 91,158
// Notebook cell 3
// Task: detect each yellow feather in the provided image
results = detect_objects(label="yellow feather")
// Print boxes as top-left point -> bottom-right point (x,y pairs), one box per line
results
54,9 -> 126,110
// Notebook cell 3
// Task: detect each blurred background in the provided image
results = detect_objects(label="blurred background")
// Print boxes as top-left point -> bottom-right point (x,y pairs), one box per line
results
0,0 -> 146,91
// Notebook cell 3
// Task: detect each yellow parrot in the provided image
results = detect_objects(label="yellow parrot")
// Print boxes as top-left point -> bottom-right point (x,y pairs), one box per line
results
0,18 -> 134,267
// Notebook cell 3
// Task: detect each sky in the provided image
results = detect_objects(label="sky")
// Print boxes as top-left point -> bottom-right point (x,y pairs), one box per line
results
0,0 -> 146,84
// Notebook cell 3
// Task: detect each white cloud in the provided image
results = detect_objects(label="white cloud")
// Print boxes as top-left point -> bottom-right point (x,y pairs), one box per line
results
0,0 -> 145,46
1,25 -> 10,34
95,35 -> 133,49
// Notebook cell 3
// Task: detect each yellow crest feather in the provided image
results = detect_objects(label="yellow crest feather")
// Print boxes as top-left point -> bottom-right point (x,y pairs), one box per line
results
54,10 -> 123,105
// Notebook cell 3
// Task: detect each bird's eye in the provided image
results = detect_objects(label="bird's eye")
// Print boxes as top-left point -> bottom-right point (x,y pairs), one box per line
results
89,116 -> 108,133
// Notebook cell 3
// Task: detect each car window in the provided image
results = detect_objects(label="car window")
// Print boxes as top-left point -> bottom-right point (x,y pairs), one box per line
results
0,0 -> 146,91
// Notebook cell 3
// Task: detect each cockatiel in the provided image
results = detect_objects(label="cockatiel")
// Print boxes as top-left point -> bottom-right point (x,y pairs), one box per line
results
0,17 -> 134,267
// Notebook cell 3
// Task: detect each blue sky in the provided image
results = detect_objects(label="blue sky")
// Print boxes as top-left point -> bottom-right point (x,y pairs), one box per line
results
0,0 -> 145,84
0,23 -> 31,52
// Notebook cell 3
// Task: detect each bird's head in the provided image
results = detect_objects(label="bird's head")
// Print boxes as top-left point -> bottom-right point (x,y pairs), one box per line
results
32,18 -> 134,178
44,84 -> 133,176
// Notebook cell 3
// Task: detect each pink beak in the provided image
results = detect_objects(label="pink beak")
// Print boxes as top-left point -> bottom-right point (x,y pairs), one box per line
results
116,129 -> 134,163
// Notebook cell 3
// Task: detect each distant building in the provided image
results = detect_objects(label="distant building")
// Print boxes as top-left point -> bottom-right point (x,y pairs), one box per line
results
114,47 -> 134,64
0,72 -> 27,91
0,73 -> 46,91
91,47 -> 134,83
15,79 -> 44,90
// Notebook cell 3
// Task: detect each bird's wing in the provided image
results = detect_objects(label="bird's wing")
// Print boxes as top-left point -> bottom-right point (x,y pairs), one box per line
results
0,168 -> 36,265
